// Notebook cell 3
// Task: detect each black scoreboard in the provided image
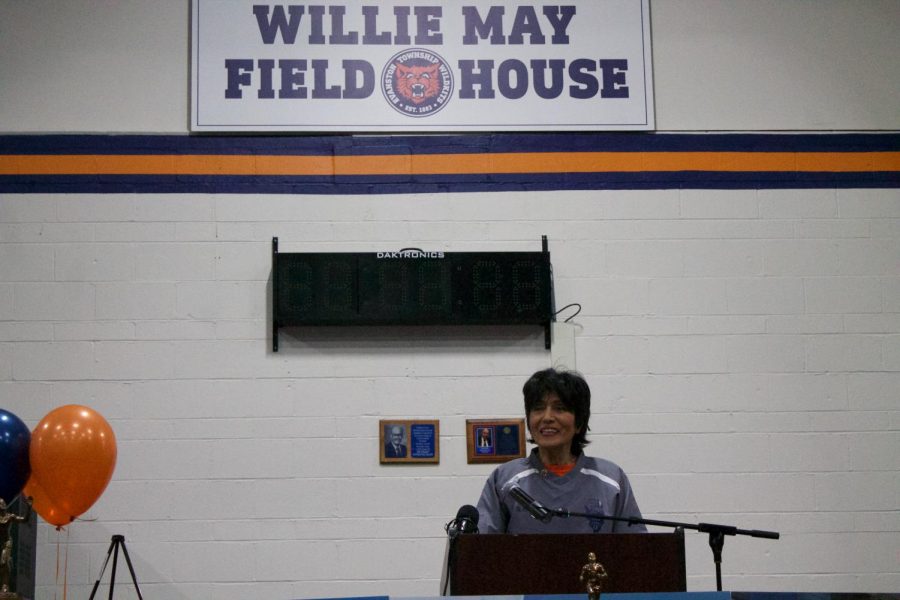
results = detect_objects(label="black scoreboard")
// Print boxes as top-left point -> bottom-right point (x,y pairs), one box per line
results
272,238 -> 554,350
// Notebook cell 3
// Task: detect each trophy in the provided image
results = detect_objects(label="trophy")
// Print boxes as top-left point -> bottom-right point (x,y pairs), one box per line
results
0,499 -> 27,600
579,551 -> 608,600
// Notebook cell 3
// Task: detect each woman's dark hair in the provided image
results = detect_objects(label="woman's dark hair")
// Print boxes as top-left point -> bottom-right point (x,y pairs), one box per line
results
522,368 -> 591,455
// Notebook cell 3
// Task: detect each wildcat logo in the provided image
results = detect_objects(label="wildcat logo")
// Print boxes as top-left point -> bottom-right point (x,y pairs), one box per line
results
382,48 -> 453,117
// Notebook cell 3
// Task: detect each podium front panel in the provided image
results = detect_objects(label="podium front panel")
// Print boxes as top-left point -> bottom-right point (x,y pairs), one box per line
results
449,532 -> 686,595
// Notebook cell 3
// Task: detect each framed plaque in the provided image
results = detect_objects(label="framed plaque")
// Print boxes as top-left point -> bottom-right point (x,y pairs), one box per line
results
466,419 -> 526,464
380,419 -> 440,464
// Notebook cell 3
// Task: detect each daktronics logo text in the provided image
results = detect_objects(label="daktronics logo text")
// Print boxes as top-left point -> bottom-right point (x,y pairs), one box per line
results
377,251 -> 445,259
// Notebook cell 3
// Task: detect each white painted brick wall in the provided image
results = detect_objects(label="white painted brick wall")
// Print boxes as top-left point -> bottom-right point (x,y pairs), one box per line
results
0,244 -> 53,281
2,188 -> 898,600
0,285 -> 13,320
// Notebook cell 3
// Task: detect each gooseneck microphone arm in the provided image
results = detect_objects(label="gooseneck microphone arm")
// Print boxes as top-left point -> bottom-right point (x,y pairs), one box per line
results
507,485 -> 552,523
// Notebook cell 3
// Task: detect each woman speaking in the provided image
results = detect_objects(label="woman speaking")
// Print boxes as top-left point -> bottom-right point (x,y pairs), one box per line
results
475,368 -> 647,534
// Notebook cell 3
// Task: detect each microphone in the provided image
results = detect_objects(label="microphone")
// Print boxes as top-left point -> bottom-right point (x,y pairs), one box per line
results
507,485 -> 552,523
445,504 -> 479,538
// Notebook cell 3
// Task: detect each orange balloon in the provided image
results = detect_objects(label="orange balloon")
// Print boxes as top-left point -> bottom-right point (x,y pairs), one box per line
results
28,405 -> 117,526
23,476 -> 72,528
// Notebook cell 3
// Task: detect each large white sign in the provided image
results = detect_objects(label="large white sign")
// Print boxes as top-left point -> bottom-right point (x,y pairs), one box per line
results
191,0 -> 654,132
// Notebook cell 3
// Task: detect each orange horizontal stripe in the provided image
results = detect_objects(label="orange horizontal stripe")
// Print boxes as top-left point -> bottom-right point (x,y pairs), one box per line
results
1,152 -> 897,176
0,155 -> 336,176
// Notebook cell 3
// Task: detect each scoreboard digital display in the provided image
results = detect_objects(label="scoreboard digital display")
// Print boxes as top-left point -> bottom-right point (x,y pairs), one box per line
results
272,239 -> 554,350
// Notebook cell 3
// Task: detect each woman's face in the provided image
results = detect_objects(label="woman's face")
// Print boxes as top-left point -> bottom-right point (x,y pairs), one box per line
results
528,392 -> 579,455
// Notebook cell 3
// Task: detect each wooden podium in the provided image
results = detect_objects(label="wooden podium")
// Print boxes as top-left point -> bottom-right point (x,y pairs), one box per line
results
446,531 -> 686,595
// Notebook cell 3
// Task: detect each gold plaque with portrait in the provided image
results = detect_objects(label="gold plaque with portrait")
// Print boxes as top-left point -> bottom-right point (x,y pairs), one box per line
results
380,419 -> 440,464
466,419 -> 526,464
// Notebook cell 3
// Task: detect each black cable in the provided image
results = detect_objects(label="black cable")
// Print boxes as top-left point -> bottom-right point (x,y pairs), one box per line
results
554,302 -> 581,322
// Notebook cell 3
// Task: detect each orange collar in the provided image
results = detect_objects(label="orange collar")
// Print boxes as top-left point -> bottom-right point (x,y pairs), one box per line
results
545,462 -> 576,477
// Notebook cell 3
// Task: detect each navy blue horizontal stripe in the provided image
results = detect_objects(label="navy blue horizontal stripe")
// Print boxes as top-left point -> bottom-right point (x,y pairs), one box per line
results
2,171 -> 897,194
2,133 -> 899,156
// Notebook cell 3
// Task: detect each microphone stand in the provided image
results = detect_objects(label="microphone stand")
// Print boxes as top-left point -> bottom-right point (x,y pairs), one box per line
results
547,508 -> 779,591
440,516 -> 478,595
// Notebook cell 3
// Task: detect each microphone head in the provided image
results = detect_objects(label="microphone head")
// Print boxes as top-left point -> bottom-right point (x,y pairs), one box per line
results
447,504 -> 479,537
456,504 -> 479,522
507,485 -> 552,523
456,504 -> 479,533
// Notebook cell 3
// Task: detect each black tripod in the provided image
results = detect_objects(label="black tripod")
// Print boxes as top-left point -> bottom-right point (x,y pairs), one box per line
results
88,535 -> 143,600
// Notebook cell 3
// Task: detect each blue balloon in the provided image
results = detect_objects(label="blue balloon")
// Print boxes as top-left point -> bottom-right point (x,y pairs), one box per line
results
0,409 -> 31,504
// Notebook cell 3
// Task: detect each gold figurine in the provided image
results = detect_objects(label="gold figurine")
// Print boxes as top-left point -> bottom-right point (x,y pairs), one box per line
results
0,499 -> 27,599
579,551 -> 608,600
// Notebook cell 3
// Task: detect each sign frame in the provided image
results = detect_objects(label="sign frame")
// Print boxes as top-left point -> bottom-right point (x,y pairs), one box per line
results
191,0 -> 654,132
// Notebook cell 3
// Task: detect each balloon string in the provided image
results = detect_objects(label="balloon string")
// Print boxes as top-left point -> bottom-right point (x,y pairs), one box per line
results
52,527 -> 70,600
54,528 -> 60,600
63,527 -> 69,600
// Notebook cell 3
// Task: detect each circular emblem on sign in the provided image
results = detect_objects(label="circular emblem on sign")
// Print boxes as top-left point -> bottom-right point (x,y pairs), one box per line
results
382,48 -> 453,117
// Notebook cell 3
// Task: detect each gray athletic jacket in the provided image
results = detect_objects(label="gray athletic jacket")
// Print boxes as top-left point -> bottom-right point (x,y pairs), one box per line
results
476,449 -> 647,534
